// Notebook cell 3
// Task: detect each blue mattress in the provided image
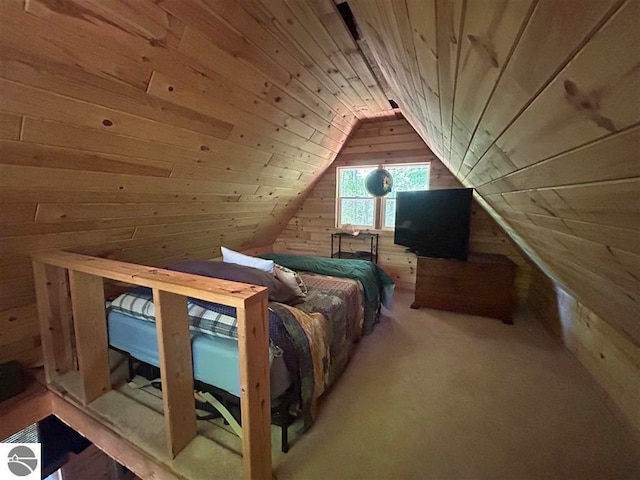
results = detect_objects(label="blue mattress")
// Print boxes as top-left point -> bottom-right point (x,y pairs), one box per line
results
107,310 -> 292,399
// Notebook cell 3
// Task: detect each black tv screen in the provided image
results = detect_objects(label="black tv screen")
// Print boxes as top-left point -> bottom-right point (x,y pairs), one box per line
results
394,188 -> 473,260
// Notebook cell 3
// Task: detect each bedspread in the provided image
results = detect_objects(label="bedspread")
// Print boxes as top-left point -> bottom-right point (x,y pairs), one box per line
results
260,253 -> 395,333
296,274 -> 364,386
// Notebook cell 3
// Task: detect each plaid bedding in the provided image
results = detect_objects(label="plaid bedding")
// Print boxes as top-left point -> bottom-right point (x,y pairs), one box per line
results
108,269 -> 370,430
109,291 -> 239,340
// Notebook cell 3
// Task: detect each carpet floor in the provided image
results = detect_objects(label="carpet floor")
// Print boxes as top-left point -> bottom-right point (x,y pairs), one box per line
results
273,290 -> 639,480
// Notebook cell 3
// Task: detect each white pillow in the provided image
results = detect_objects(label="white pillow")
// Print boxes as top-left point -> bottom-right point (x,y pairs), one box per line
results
274,264 -> 308,299
221,246 -> 275,275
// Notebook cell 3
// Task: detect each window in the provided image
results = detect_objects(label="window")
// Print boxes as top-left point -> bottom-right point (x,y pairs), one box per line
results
336,163 -> 430,230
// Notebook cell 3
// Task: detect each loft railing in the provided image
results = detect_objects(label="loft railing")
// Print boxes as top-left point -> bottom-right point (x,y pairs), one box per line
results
32,251 -> 271,480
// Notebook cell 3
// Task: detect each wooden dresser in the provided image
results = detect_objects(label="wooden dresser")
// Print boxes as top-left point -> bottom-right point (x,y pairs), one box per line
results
411,253 -> 517,323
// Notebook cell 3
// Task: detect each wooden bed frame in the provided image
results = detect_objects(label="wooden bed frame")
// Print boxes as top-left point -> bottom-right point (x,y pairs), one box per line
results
32,251 -> 272,480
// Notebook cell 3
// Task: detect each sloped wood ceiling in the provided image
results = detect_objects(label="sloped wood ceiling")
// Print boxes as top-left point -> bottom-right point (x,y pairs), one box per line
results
0,0 -> 392,365
349,0 -> 640,346
274,116 -> 532,296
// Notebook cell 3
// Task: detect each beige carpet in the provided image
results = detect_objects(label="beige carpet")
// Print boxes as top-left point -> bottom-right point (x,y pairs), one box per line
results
273,290 -> 640,480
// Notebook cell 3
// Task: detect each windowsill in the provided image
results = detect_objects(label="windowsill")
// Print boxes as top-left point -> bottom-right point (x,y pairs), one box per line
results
334,228 -> 394,233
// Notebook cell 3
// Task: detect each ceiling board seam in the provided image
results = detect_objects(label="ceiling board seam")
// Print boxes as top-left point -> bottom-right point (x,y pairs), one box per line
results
152,0 -> 357,133
405,0 -> 438,149
3,75 -> 236,143
282,0 -> 373,112
385,1 -> 434,146
434,0 -> 445,156
461,0 -> 627,183
453,0 -> 540,177
25,0 -> 351,149
482,175 -> 639,195
444,0 -> 467,166
471,195 -> 640,347
16,116 -> 266,169
2,137 -> 307,180
18,115 -> 25,141
250,0 -> 364,116
505,217 -> 640,288
326,1 -> 392,110
500,210 -> 640,235
476,122 -> 640,190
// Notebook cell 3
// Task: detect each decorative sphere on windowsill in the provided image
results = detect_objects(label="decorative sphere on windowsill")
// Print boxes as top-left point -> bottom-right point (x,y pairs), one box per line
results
365,168 -> 393,197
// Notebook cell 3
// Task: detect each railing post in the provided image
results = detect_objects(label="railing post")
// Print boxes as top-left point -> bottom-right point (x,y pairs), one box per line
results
33,251 -> 275,477
153,289 -> 197,458
68,270 -> 111,405
237,292 -> 271,480
32,261 -> 74,383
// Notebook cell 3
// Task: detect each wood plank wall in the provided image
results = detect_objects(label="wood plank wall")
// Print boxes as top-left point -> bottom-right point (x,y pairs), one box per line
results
528,266 -> 640,433
274,116 -> 531,298
348,0 -> 639,431
349,0 -> 639,340
0,0 -> 393,366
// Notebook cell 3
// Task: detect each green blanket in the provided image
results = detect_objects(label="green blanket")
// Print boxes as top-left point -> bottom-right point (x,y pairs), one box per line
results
261,253 -> 395,334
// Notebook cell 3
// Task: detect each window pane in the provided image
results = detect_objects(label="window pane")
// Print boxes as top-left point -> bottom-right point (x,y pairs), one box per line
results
386,165 -> 429,198
384,198 -> 396,228
339,167 -> 376,197
340,198 -> 375,227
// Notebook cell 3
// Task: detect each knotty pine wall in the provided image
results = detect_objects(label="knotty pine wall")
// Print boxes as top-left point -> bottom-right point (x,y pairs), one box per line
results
528,266 -> 640,433
348,0 -> 639,431
274,117 -> 531,297
0,0 -> 393,366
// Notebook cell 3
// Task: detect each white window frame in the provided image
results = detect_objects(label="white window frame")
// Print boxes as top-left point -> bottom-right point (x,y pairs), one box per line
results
336,162 -> 430,231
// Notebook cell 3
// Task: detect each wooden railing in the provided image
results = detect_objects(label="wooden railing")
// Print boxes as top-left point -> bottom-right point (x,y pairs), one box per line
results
32,251 -> 271,479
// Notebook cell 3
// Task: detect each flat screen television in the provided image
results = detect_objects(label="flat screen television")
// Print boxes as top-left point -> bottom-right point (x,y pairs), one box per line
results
394,188 -> 473,261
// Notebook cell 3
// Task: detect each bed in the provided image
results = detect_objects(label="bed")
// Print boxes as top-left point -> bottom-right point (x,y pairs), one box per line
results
106,253 -> 394,450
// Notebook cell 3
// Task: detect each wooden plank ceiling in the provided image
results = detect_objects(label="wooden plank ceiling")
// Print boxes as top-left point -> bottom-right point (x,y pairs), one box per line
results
0,0 -> 638,369
348,0 -> 639,346
274,116 -> 532,298
0,0 -> 393,365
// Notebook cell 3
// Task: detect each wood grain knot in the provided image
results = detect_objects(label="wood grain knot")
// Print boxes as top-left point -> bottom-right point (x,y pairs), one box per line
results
563,79 -> 578,95
467,34 -> 498,68
563,79 -> 616,132
102,119 -> 113,127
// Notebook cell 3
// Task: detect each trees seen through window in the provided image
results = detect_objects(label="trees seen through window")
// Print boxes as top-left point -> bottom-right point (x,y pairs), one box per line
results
337,163 -> 429,229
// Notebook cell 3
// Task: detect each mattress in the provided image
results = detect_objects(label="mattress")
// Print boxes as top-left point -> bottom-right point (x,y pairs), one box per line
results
107,310 -> 293,399
107,268 -> 374,427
